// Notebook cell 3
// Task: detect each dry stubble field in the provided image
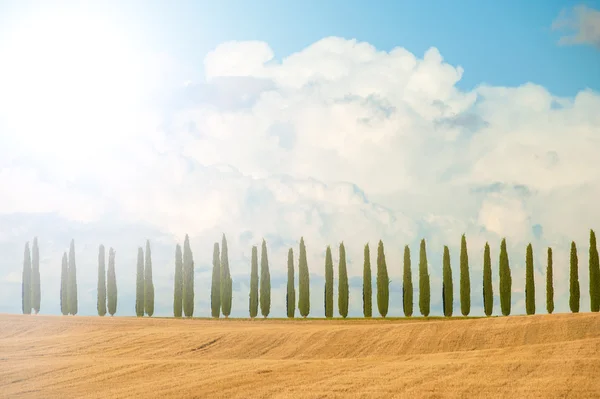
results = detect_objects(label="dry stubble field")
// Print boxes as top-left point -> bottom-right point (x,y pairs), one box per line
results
1,313 -> 599,398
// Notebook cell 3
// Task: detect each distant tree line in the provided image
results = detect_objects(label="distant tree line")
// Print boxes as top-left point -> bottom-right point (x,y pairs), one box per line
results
19,229 -> 600,318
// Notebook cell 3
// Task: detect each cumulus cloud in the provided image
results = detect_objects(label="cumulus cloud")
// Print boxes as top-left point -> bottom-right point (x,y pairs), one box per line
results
1,36 -> 599,317
552,5 -> 600,48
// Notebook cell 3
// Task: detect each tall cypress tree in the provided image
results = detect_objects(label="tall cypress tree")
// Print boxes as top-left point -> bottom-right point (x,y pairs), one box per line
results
182,234 -> 194,317
570,241 -> 580,313
546,247 -> 554,314
483,242 -> 493,316
363,243 -> 372,318
419,239 -> 430,317
459,234 -> 470,316
31,237 -> 40,314
68,239 -> 78,315
298,237 -> 310,317
376,240 -> 389,318
145,240 -> 154,317
173,244 -> 183,317
525,243 -> 535,315
286,248 -> 295,318
97,245 -> 107,317
442,245 -> 453,317
589,230 -> 600,312
22,242 -> 31,315
249,245 -> 259,318
135,247 -> 145,317
324,246 -> 334,318
338,242 -> 349,318
260,239 -> 271,318
107,248 -> 117,316
221,234 -> 232,318
499,238 -> 511,316
211,242 -> 221,318
403,245 -> 413,317
60,252 -> 68,315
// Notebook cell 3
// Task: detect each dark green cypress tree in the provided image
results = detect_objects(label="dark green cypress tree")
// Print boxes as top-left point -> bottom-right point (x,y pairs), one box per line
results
60,252 -> 68,315
31,237 -> 40,314
376,240 -> 389,318
182,234 -> 195,317
570,241 -> 580,313
589,230 -> 600,312
324,246 -> 334,318
338,242 -> 349,318
403,245 -> 413,317
499,238 -> 511,316
419,239 -> 430,317
363,244 -> 372,318
483,242 -> 493,316
211,242 -> 221,318
260,239 -> 271,318
144,240 -> 154,317
286,248 -> 295,318
442,245 -> 453,317
173,244 -> 183,317
459,234 -> 470,316
525,243 -> 535,315
68,239 -> 78,315
546,247 -> 554,314
97,245 -> 107,317
135,247 -> 145,317
22,242 -> 31,315
107,248 -> 117,316
298,237 -> 310,317
221,234 -> 232,318
249,245 -> 259,318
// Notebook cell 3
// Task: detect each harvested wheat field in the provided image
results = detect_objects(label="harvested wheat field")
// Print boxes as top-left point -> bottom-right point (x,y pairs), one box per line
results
1,313 -> 599,398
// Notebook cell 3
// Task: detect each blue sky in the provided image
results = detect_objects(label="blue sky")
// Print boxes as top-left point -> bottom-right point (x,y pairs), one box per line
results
0,1 -> 599,318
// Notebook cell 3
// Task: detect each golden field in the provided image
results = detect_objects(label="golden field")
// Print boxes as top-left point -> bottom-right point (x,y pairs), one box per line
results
1,313 -> 599,398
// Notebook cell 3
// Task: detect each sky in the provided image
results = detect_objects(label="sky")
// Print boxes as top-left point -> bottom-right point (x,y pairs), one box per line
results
0,0 -> 599,318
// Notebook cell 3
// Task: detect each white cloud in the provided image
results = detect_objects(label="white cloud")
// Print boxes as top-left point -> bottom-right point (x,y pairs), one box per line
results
552,5 -> 600,48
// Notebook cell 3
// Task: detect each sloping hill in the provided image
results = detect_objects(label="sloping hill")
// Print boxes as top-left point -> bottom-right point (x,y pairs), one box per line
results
1,313 -> 599,398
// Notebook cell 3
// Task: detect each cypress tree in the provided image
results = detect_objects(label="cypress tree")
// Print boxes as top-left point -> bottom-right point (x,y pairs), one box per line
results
569,241 -> 580,313
211,242 -> 221,318
286,248 -> 295,318
376,240 -> 389,318
589,230 -> 600,312
31,237 -> 40,314
499,238 -> 511,316
97,245 -> 107,316
260,239 -> 271,318
221,234 -> 232,318
459,234 -> 470,316
338,242 -> 349,318
483,242 -> 493,316
182,234 -> 194,317
442,245 -> 453,317
403,245 -> 413,317
60,252 -> 68,315
144,240 -> 154,317
324,246 -> 334,318
173,244 -> 183,317
135,247 -> 145,317
546,247 -> 554,314
107,248 -> 117,316
68,239 -> 78,315
298,237 -> 310,317
419,239 -> 430,317
525,243 -> 535,315
22,242 -> 31,315
363,243 -> 372,318
249,245 -> 259,318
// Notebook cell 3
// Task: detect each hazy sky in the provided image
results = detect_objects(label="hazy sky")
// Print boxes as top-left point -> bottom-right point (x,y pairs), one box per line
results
0,1 -> 599,317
